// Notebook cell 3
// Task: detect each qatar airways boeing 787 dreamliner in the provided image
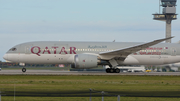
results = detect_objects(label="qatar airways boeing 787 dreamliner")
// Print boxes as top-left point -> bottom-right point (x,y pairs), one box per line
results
3,37 -> 180,73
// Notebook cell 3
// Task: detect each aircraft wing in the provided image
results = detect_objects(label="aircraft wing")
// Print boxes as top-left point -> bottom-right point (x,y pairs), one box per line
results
99,37 -> 173,59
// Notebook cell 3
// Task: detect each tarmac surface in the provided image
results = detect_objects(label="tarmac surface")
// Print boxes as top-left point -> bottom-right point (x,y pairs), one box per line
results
0,70 -> 180,75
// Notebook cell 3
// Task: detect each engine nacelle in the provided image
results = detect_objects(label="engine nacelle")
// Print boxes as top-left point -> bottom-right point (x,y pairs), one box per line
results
71,54 -> 98,69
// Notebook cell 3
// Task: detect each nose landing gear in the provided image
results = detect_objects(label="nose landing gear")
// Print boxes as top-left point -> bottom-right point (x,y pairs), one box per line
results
19,63 -> 26,73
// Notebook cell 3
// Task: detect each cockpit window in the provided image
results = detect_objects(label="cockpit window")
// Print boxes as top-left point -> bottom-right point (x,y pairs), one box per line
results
9,48 -> 17,51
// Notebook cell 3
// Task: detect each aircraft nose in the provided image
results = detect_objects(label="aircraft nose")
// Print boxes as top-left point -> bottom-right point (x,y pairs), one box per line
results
3,54 -> 8,60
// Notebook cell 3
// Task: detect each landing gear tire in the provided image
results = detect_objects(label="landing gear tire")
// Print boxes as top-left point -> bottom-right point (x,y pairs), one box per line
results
110,68 -> 114,73
106,68 -> 120,73
115,68 -> 120,73
22,68 -> 26,72
106,68 -> 110,73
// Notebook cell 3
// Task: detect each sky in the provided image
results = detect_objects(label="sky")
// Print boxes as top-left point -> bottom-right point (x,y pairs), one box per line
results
0,0 -> 180,61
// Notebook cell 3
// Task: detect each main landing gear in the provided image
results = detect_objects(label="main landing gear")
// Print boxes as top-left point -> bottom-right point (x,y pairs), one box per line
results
22,68 -> 26,72
19,63 -> 26,73
106,68 -> 120,73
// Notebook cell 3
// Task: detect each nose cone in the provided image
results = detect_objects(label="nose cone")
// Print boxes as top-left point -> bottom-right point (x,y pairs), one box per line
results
3,54 -> 8,60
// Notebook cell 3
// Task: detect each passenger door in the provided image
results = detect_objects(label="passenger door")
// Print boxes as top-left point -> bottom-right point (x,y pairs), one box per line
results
25,44 -> 33,54
171,48 -> 176,56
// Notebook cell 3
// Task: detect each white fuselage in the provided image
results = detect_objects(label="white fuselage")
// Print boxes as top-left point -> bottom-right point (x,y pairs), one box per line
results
3,41 -> 180,66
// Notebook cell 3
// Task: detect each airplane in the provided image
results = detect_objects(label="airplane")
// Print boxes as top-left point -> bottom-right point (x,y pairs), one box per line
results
3,37 -> 180,73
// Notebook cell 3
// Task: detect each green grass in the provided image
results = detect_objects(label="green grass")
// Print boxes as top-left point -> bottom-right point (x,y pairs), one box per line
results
2,97 -> 180,101
0,75 -> 180,101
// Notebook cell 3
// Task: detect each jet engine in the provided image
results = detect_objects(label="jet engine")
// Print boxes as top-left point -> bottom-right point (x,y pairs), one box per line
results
71,54 -> 99,69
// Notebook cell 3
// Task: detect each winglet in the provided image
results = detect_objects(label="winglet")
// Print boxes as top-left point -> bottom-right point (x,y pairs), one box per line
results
166,36 -> 174,40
